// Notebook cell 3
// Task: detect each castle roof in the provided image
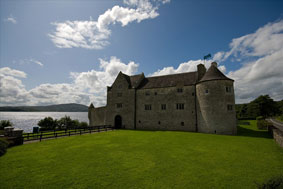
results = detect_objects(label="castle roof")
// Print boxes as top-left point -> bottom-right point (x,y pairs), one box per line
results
199,64 -> 233,83
120,63 -> 232,89
137,72 -> 197,89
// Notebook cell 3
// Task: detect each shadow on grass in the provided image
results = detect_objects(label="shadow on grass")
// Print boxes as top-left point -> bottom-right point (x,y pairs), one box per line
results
237,126 -> 272,139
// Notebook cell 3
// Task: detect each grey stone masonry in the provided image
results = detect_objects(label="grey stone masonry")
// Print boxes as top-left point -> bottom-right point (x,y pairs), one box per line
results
89,62 -> 237,135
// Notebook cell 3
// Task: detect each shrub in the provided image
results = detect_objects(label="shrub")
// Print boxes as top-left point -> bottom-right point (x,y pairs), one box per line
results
256,116 -> 271,130
0,120 -> 13,130
256,175 -> 283,189
0,138 -> 9,157
79,122 -> 88,128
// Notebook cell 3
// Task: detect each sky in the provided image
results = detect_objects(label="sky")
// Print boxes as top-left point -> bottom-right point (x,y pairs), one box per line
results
0,0 -> 283,107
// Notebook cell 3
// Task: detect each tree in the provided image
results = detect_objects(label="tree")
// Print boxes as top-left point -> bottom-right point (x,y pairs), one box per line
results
38,117 -> 58,130
0,120 -> 13,130
251,95 -> 280,118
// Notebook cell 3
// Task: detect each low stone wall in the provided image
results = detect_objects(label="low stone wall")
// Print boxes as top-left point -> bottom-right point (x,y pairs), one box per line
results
273,128 -> 283,148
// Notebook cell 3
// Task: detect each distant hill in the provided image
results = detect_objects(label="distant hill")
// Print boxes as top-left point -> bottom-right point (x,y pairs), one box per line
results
0,103 -> 88,112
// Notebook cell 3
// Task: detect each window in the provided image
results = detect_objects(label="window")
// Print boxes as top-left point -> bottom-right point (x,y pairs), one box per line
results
227,104 -> 233,111
154,92 -> 157,95
181,122 -> 184,126
192,92 -> 195,96
161,104 -> 166,110
145,91 -> 150,96
226,86 -> 232,93
117,93 -> 122,97
205,89 -> 209,94
145,104 -> 152,110
158,121 -> 161,125
116,103 -> 122,108
177,88 -> 183,93
176,103 -> 184,110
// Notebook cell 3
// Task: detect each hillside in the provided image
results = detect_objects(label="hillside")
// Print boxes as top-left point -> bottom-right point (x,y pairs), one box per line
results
0,103 -> 88,112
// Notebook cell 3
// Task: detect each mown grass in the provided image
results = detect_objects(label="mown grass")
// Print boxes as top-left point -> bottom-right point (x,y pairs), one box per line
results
0,120 -> 282,189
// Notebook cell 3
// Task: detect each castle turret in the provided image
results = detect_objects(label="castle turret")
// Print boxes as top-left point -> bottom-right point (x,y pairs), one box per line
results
196,62 -> 237,135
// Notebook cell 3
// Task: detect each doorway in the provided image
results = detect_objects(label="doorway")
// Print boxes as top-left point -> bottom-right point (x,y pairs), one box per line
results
114,115 -> 122,129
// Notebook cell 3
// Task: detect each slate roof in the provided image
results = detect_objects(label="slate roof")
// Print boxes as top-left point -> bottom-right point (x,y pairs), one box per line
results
137,72 -> 198,89
199,65 -> 233,83
121,64 -> 232,89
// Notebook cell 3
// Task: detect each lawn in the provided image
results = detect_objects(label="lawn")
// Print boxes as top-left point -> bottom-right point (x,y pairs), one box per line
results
0,120 -> 283,188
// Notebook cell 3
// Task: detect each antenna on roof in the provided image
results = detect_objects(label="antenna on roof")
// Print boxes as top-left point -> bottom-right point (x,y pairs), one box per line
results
203,54 -> 211,65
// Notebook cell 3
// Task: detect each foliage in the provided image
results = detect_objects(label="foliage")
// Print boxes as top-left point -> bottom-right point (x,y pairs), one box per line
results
256,175 -> 283,189
236,95 -> 282,119
0,138 -> 9,156
38,117 -> 58,131
0,120 -> 13,130
256,117 -> 271,130
0,121 -> 282,188
38,116 -> 88,131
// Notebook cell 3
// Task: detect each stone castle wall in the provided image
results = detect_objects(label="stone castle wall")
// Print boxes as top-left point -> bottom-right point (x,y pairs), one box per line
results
196,80 -> 237,135
136,85 -> 196,131
105,73 -> 135,129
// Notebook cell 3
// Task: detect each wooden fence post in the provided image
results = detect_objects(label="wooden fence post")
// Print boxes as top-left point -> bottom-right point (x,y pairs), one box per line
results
40,133 -> 42,142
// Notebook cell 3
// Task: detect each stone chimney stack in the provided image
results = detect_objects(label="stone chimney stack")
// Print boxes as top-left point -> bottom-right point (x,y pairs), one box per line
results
211,62 -> 218,67
197,64 -> 206,81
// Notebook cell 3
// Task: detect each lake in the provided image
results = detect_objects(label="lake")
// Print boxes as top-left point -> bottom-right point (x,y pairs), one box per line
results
0,112 -> 88,132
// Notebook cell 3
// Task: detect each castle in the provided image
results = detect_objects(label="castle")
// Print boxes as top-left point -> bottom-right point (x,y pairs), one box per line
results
88,62 -> 237,135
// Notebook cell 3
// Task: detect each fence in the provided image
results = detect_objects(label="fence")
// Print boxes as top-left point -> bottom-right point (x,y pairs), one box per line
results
22,125 -> 114,142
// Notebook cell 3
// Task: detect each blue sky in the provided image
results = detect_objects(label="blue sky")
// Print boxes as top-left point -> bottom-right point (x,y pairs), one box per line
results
0,0 -> 283,106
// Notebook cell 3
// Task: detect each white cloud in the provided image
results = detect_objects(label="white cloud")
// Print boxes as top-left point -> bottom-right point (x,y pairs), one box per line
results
220,20 -> 283,103
0,67 -> 27,78
49,0 -> 168,49
0,57 -> 138,107
30,59 -> 44,67
150,59 -> 224,76
4,15 -> 17,24
16,58 -> 44,67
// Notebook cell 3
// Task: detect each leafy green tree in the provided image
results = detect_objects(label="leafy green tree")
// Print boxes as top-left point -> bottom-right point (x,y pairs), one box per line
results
0,120 -> 13,130
251,95 -> 280,118
38,117 -> 58,130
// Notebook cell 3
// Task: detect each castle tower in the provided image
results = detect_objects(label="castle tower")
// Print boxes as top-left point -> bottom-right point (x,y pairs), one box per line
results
196,62 -> 237,135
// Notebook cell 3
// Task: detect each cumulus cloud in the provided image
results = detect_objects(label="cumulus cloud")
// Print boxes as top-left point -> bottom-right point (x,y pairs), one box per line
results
4,15 -> 17,24
49,0 -> 169,49
150,59 -> 224,76
222,20 -> 283,103
0,57 -> 138,106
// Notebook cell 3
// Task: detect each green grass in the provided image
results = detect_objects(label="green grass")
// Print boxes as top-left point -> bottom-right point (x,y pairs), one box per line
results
1,121 -> 283,189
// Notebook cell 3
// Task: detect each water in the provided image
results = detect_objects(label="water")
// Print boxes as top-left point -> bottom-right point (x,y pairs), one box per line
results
0,112 -> 88,132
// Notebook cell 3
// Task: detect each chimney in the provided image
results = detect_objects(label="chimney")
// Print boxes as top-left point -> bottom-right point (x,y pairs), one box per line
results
197,64 -> 206,81
211,62 -> 217,67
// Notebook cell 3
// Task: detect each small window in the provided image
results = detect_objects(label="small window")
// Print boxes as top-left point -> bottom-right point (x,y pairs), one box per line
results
177,88 -> 183,93
116,103 -> 122,108
181,122 -> 184,126
145,91 -> 150,96
176,103 -> 184,110
226,86 -> 232,93
161,104 -> 166,110
138,120 -> 141,123
205,89 -> 209,94
117,93 -> 122,97
192,92 -> 195,96
158,121 -> 161,125
154,92 -> 157,95
227,104 -> 233,111
145,104 -> 152,110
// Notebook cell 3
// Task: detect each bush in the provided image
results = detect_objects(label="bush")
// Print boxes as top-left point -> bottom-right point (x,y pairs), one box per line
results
256,116 -> 271,130
0,138 -> 9,157
256,175 -> 283,189
0,120 -> 13,130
